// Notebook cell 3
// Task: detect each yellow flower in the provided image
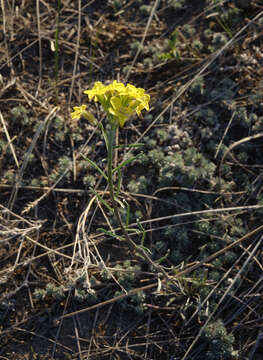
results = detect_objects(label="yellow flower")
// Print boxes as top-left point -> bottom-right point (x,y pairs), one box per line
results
84,82 -> 109,101
83,81 -> 150,127
109,96 -> 134,127
70,105 -> 97,125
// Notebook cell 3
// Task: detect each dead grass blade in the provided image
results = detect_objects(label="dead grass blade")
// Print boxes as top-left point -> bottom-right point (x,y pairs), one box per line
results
0,111 -> 19,168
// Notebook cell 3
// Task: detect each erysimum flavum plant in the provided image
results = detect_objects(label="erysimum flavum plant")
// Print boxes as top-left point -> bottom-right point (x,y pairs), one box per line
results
71,81 -> 169,279
71,80 -> 150,127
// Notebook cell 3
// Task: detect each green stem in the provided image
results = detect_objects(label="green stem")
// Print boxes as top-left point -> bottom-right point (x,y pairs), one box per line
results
106,123 -> 169,280
107,124 -> 116,197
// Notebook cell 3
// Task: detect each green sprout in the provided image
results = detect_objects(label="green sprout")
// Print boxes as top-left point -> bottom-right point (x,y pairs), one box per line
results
159,29 -> 181,61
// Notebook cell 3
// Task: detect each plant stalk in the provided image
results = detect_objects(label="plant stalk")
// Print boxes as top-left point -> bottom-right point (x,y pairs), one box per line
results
107,124 -> 169,280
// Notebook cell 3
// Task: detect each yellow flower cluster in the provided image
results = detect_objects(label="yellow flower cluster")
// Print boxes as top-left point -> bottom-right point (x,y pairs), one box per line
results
83,80 -> 150,127
71,104 -> 97,124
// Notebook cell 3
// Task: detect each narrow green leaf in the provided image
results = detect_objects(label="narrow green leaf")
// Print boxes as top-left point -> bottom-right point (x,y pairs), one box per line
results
114,143 -> 144,149
97,228 -> 124,241
116,168 -> 121,198
90,188 -> 113,213
112,153 -> 142,174
126,202 -> 130,228
137,245 -> 152,256
81,154 -> 108,181
155,250 -> 170,264
114,197 -> 125,209
137,220 -> 146,246
99,123 -> 109,152
126,227 -> 141,234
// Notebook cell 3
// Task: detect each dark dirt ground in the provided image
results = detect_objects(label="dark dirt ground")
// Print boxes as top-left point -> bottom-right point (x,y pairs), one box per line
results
1,0 -> 263,359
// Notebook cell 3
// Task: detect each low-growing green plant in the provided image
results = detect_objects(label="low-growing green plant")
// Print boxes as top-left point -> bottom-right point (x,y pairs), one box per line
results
167,0 -> 187,12
209,32 -> 229,52
11,105 -> 31,126
34,276 -> 99,304
127,175 -> 148,194
115,289 -> 146,314
49,155 -> 72,184
3,170 -> 16,184
107,0 -> 127,11
194,107 -> 218,126
34,283 -> 65,301
139,4 -> 151,16
102,260 -> 141,287
130,41 -> 145,56
201,319 -> 238,359
158,29 -> 181,61
83,174 -> 96,187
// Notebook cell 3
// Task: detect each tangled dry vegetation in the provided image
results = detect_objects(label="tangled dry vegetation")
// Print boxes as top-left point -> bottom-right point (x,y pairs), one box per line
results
1,0 -> 263,359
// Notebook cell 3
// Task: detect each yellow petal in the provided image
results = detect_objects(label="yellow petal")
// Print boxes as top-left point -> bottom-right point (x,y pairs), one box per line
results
81,81 -> 150,127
